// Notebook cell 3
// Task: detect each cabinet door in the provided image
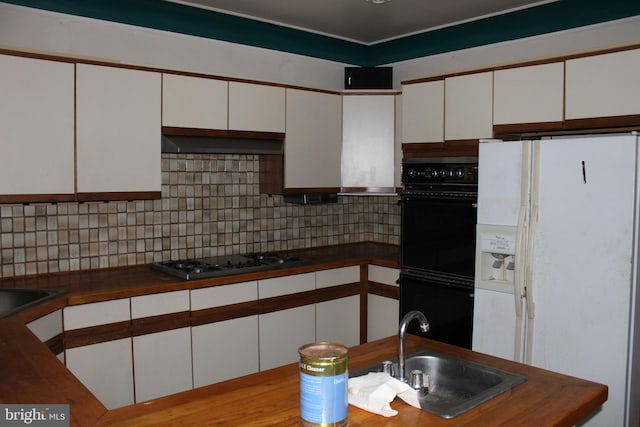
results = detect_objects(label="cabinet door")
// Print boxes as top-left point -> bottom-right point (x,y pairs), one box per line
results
259,304 -> 316,370
191,282 -> 259,388
0,55 -> 74,198
494,62 -> 564,125
315,266 -> 361,346
401,80 -> 445,143
64,299 -> 133,409
162,73 -> 228,129
367,295 -> 399,342
131,290 -> 192,402
284,89 -> 342,189
192,316 -> 259,387
565,48 -> 640,119
76,64 -> 161,195
316,296 -> 360,347
367,266 -> 399,342
229,82 -> 285,132
342,94 -> 396,189
445,72 -> 493,140
66,339 -> 134,409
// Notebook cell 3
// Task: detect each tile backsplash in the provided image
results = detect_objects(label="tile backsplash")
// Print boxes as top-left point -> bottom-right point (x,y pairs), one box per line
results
0,154 -> 399,278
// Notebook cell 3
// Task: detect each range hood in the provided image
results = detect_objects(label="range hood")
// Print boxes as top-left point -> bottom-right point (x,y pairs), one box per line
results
161,129 -> 284,155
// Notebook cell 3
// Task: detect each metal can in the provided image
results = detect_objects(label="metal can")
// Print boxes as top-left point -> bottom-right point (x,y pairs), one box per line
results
298,342 -> 349,427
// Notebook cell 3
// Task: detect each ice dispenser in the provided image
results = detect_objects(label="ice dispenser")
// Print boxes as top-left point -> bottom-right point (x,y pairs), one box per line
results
475,224 -> 518,293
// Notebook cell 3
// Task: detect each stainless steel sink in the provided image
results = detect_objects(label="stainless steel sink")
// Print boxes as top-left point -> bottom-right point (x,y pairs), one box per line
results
0,289 -> 65,318
350,349 -> 526,418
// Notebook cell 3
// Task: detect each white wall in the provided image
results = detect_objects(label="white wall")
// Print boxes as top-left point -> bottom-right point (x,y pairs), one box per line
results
0,3 -> 347,91
390,16 -> 640,86
0,3 -> 639,91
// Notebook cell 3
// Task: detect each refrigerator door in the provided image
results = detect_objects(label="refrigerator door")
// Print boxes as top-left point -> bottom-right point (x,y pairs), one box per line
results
529,134 -> 637,427
474,140 -> 528,360
476,140 -> 525,227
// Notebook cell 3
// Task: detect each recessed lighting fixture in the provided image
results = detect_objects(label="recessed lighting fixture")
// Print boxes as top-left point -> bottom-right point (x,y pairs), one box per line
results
365,0 -> 391,4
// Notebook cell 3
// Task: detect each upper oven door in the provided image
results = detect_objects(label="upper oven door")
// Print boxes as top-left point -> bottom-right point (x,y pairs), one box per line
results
400,192 -> 477,278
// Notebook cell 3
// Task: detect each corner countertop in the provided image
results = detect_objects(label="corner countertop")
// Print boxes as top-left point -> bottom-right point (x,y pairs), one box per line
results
96,335 -> 607,427
0,242 -> 398,427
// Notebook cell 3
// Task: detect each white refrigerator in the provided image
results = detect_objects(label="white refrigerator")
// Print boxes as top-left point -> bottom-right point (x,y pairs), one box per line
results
473,133 -> 640,427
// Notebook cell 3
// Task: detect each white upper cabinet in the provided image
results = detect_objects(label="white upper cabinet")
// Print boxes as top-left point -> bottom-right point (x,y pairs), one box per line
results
229,82 -> 285,132
284,89 -> 342,189
445,72 -> 493,140
0,55 -> 75,197
76,64 -> 161,195
565,48 -> 640,120
162,74 -> 228,129
401,80 -> 445,143
342,94 -> 396,189
494,62 -> 565,125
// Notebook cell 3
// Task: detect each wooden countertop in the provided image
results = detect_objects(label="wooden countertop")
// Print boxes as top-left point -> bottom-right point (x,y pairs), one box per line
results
0,242 -> 398,426
0,242 -> 606,425
0,242 -> 399,308
96,335 -> 606,427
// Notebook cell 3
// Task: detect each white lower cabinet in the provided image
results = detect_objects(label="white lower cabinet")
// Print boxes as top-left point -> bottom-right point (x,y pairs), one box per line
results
131,290 -> 192,402
191,281 -> 259,388
258,305 -> 316,371
316,296 -> 360,347
315,266 -> 361,347
66,339 -> 134,409
367,265 -> 400,342
133,327 -> 192,402
192,316 -> 259,388
64,299 -> 133,409
367,295 -> 399,342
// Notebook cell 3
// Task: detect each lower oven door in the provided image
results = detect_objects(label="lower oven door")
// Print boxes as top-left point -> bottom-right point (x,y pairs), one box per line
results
400,193 -> 477,277
400,272 -> 474,349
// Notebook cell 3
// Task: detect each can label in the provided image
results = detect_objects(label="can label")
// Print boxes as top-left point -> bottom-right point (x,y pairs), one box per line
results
299,343 -> 348,427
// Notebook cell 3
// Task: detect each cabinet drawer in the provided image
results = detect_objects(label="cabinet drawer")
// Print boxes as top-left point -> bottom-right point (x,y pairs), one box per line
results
64,299 -> 130,330
368,265 -> 399,286
258,272 -> 315,298
191,281 -> 258,310
316,266 -> 360,289
131,290 -> 190,319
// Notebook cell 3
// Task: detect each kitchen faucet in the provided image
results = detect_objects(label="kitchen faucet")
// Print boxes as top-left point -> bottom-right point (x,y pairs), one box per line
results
398,310 -> 430,382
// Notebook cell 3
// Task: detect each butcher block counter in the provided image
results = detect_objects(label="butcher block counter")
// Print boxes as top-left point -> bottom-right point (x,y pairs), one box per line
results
96,335 -> 606,426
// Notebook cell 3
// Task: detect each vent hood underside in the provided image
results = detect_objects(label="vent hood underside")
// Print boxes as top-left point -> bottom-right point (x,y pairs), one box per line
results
161,128 -> 284,155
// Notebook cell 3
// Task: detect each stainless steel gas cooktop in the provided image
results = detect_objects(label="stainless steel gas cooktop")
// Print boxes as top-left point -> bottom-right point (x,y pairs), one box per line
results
152,252 -> 311,280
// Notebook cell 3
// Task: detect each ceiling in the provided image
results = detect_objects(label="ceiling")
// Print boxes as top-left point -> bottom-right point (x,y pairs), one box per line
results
168,0 -> 556,44
3,0 -> 640,66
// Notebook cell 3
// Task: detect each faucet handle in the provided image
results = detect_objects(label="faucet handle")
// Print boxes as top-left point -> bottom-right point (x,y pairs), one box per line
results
381,360 -> 395,377
409,369 -> 429,396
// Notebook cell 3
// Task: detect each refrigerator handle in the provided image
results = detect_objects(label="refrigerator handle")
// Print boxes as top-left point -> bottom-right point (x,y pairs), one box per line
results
514,209 -> 526,362
513,141 -> 530,362
523,142 -> 540,365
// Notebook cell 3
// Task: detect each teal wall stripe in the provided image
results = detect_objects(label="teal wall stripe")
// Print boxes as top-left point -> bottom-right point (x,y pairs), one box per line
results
2,0 -> 639,66
368,0 -> 640,65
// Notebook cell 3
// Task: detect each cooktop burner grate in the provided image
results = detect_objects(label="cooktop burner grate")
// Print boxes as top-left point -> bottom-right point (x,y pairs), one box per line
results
152,252 -> 311,280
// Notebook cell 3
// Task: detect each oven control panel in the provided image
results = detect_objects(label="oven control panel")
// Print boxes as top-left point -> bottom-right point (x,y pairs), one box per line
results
402,158 -> 478,186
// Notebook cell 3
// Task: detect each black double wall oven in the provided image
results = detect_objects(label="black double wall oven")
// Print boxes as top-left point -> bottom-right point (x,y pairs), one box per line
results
399,157 -> 478,349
